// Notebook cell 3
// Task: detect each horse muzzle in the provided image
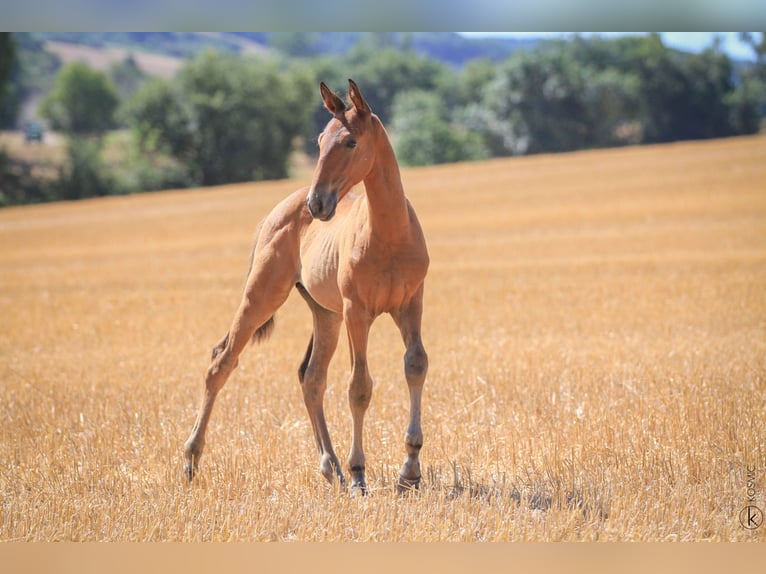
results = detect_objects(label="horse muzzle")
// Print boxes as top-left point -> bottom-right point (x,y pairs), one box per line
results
306,188 -> 338,221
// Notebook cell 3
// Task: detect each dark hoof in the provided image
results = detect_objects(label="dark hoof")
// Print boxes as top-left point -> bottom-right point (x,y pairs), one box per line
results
320,454 -> 346,487
397,475 -> 421,494
351,480 -> 367,496
350,465 -> 367,495
184,462 -> 197,483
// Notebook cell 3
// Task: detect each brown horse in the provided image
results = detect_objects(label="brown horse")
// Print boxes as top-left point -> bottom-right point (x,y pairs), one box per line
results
183,79 -> 429,492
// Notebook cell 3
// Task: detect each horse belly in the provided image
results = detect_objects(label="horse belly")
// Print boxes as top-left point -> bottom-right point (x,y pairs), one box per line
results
300,237 -> 343,314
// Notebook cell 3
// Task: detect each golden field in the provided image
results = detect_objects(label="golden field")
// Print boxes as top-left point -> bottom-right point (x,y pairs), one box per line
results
0,135 -> 764,541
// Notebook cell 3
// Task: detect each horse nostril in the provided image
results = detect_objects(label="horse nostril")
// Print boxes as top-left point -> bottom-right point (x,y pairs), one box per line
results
307,190 -> 338,221
307,194 -> 323,218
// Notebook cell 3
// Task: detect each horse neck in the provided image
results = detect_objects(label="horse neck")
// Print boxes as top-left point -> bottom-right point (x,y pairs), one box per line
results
362,118 -> 410,241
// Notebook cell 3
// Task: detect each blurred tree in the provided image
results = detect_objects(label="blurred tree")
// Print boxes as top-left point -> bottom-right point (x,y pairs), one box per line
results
455,58 -> 496,106
124,50 -> 313,186
296,57 -> 346,154
122,78 -> 194,158
40,61 -> 118,134
481,46 -> 598,154
565,35 -> 644,144
744,32 -> 765,51
737,32 -> 766,122
477,34 -> 758,155
0,33 -> 61,129
624,34 -> 758,142
0,148 -> 52,206
37,62 -> 119,200
0,33 -> 15,110
0,33 -> 20,128
344,47 -> 450,123
109,55 -> 147,102
391,89 -> 489,166
54,137 -> 114,200
684,46 -> 737,138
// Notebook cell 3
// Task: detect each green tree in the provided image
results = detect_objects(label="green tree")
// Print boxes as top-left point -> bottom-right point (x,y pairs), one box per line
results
481,46 -> 600,155
455,58 -> 496,106
683,46 -> 738,138
625,34 -> 758,142
109,55 -> 146,102
0,33 -> 61,130
624,34 -> 691,143
475,34 -> 755,156
40,61 -> 118,134
0,148 -> 52,206
344,46 -> 450,123
124,50 -> 313,186
565,35 -> 645,144
737,32 -> 766,123
0,33 -> 20,128
0,33 -> 15,109
122,77 -> 195,159
37,62 -> 120,201
297,57 -> 346,154
54,137 -> 114,200
391,90 -> 489,166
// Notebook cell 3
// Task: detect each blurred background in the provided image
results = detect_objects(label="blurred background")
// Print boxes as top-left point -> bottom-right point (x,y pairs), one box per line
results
1,31 -> 764,207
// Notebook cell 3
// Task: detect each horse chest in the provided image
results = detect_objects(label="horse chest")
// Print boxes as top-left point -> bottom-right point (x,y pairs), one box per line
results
345,243 -> 428,314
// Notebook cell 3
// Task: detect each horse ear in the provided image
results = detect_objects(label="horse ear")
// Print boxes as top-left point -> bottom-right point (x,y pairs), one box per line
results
320,82 -> 346,116
348,79 -> 371,115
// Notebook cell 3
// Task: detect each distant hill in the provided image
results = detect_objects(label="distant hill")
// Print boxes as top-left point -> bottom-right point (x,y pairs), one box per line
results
31,32 -> 269,60
31,32 -> 542,68
42,40 -> 185,78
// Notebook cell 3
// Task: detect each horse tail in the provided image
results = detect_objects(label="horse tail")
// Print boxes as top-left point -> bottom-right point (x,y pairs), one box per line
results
251,315 -> 275,344
209,219 -> 277,359
210,314 -> 275,362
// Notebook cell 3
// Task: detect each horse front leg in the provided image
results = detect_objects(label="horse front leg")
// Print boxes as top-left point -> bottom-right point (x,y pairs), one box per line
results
393,288 -> 428,492
296,285 -> 345,486
344,299 -> 374,493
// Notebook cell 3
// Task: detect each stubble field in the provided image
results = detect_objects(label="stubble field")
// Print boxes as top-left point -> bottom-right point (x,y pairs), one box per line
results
1,135 -> 764,541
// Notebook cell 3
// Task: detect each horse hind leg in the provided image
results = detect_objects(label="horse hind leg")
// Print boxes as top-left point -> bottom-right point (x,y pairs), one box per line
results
183,304 -> 279,481
183,330 -> 242,482
184,260 -> 295,482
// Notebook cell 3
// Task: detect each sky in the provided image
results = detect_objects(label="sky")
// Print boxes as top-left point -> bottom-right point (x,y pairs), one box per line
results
460,32 -> 758,61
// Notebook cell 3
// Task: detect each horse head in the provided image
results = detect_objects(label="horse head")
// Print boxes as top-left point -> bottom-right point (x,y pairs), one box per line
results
306,79 -> 376,221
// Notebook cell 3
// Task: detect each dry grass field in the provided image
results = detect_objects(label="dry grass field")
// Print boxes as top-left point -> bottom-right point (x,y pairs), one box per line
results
1,135 -> 764,541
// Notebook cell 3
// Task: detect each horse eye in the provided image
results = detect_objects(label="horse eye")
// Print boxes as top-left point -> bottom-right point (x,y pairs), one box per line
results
346,139 -> 357,149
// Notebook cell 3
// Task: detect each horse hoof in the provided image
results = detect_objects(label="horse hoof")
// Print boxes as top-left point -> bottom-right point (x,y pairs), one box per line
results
349,465 -> 367,494
397,474 -> 420,494
351,480 -> 367,496
320,454 -> 346,487
184,463 -> 197,483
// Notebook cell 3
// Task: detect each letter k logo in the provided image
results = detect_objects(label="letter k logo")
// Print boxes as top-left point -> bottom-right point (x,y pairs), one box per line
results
740,506 -> 763,530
